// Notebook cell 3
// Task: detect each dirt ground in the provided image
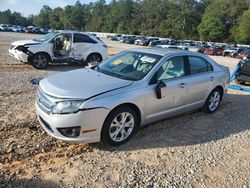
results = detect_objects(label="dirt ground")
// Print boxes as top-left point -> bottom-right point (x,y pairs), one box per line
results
0,32 -> 250,188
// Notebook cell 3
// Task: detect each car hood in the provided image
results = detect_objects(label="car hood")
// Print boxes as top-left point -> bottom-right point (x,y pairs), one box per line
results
39,69 -> 133,99
11,40 -> 41,46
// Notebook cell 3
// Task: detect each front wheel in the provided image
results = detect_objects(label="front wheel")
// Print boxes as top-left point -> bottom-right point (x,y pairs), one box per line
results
32,53 -> 49,69
202,88 -> 222,113
101,106 -> 138,146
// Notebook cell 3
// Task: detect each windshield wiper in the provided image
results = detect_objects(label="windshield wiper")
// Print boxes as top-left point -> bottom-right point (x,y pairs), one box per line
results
100,69 -> 136,81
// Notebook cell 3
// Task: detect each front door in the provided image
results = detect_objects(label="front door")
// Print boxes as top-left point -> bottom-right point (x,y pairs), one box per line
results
144,56 -> 188,124
52,33 -> 73,59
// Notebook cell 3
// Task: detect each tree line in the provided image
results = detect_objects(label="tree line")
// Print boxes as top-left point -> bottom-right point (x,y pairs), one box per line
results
1,0 -> 250,44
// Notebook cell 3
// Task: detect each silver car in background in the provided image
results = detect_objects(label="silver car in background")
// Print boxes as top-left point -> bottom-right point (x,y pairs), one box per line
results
36,48 -> 230,146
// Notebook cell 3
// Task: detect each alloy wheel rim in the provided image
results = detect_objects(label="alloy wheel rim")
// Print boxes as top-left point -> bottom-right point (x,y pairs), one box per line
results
208,91 -> 220,111
89,55 -> 101,63
33,55 -> 47,68
109,112 -> 134,142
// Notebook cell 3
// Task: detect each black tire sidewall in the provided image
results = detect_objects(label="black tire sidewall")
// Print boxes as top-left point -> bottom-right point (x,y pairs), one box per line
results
235,78 -> 246,85
86,54 -> 102,64
101,106 -> 138,146
203,88 -> 222,113
31,53 -> 49,70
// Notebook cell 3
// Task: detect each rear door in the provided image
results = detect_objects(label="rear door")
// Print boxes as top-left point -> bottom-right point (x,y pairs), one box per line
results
183,55 -> 214,106
72,33 -> 97,60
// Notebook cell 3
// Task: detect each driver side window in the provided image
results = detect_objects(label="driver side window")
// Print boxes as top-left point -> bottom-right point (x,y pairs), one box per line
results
157,56 -> 185,81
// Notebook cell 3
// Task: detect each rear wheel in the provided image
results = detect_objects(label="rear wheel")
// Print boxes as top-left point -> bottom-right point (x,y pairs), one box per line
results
86,53 -> 102,67
202,88 -> 222,113
101,106 -> 138,146
32,53 -> 49,69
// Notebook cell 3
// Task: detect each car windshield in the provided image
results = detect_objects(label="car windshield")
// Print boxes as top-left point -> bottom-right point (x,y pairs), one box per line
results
97,51 -> 162,81
34,32 -> 58,42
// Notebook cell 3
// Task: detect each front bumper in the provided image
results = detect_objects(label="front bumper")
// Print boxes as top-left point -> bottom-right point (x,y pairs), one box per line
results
8,48 -> 29,63
35,102 -> 110,143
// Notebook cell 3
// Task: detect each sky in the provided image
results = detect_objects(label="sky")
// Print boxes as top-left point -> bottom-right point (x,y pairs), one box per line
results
0,0 -> 111,17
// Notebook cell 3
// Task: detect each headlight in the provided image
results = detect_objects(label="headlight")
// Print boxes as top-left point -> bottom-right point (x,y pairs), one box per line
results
52,101 -> 83,114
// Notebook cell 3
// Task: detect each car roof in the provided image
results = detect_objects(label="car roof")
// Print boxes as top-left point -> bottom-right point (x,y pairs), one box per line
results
129,47 -> 199,57
57,30 -> 92,36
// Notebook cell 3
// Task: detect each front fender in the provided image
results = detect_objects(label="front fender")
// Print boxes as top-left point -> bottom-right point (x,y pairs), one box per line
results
81,85 -> 146,124
28,43 -> 53,60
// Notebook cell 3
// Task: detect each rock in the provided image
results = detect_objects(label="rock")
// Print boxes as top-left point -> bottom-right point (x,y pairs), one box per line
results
8,153 -> 14,162
6,144 -> 14,153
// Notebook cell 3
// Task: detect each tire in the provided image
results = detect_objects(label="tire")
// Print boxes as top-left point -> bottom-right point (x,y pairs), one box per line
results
31,53 -> 49,69
235,78 -> 240,84
101,106 -> 138,146
86,53 -> 102,66
202,88 -> 222,113
235,78 -> 246,85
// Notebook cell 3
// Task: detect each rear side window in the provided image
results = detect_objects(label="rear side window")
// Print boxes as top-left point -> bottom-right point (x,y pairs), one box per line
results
188,56 -> 213,74
73,34 -> 97,44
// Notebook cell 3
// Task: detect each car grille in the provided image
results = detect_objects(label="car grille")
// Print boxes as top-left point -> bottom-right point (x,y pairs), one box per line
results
9,45 -> 15,50
37,88 -> 55,113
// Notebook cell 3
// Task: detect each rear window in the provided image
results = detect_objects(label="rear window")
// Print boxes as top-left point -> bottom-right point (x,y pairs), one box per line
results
188,56 -> 213,74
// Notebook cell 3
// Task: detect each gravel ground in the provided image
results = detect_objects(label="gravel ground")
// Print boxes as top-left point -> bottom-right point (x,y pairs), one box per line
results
0,32 -> 250,188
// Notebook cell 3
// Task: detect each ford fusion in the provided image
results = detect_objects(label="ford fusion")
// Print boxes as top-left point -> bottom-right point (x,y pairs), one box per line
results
36,48 -> 230,146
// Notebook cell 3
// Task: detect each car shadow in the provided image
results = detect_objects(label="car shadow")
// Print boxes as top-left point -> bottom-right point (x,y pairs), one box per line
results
45,63 -> 84,72
93,93 -> 250,151
1,178 -> 61,188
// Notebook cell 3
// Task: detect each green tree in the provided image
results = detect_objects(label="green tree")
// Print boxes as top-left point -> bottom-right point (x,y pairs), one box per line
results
70,1 -> 85,30
198,17 -> 226,41
0,9 -> 13,23
198,0 -> 249,42
60,5 -> 73,29
85,0 -> 108,32
34,5 -> 52,28
234,8 -> 250,44
49,7 -> 63,29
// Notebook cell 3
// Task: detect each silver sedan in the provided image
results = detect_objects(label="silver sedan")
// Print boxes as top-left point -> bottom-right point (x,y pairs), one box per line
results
36,48 -> 230,145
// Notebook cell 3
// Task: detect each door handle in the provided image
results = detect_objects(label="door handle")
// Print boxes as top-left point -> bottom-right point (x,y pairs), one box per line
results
179,83 -> 187,88
210,76 -> 214,81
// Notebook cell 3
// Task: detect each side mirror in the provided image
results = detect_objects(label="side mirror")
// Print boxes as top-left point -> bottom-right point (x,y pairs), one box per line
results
156,81 -> 166,99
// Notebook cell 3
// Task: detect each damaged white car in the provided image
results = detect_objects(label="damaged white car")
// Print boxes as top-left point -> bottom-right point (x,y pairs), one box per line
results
9,31 -> 108,69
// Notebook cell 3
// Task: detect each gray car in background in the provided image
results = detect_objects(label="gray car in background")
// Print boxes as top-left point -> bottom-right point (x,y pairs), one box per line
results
36,48 -> 230,146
